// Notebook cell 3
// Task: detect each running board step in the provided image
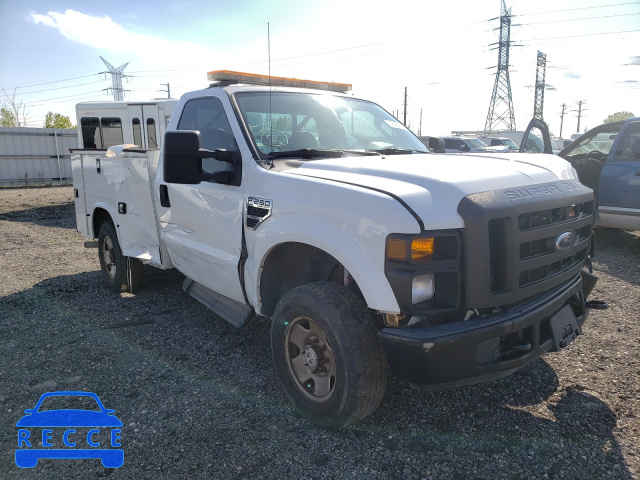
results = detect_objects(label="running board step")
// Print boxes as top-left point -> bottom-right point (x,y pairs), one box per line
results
183,278 -> 254,328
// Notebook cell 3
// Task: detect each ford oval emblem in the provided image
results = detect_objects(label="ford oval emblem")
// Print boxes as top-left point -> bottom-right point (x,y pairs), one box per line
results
555,231 -> 577,253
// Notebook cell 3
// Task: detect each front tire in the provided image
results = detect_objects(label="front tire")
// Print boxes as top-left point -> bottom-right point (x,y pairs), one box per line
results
271,282 -> 387,429
97,221 -> 142,293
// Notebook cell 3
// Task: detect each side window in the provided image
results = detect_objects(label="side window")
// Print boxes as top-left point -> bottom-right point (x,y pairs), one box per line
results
146,118 -> 158,149
101,117 -> 124,148
80,117 -> 101,149
132,118 -> 142,147
178,97 -> 237,173
612,122 -> 640,162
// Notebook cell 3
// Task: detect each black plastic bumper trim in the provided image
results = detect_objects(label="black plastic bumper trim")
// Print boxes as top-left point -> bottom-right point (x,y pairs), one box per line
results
378,273 -> 588,388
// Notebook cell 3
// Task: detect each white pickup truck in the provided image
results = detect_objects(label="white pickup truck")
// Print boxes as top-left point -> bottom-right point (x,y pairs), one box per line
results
71,70 -> 597,428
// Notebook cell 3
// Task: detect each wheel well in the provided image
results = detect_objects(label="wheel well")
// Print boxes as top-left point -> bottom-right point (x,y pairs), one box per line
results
92,208 -> 113,239
259,242 -> 361,316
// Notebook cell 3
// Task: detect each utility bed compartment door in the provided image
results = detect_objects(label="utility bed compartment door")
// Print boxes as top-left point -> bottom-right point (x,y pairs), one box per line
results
70,152 -> 89,237
113,150 -> 162,265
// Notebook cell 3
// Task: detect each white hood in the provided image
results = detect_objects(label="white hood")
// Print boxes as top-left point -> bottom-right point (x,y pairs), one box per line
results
285,152 -> 579,229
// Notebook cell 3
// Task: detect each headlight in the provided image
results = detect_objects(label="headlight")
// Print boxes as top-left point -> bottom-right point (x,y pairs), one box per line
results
411,238 -> 434,260
412,274 -> 435,304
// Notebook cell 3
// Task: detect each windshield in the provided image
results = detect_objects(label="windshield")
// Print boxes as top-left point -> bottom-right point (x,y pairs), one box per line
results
563,128 -> 619,161
234,92 -> 427,161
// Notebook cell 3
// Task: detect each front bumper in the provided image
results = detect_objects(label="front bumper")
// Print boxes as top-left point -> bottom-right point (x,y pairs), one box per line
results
378,273 -> 588,390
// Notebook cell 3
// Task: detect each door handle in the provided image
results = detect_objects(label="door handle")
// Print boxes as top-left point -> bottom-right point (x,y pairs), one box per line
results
159,185 -> 170,207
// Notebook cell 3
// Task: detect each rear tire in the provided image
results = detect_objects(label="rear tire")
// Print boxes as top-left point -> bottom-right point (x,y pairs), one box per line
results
97,221 -> 143,293
271,281 -> 387,429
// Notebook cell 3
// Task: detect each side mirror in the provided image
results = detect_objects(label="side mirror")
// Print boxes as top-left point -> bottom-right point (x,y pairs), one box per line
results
459,143 -> 470,152
163,130 -> 241,186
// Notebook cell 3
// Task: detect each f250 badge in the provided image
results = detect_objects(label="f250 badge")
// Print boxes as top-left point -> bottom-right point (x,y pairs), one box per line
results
246,197 -> 273,230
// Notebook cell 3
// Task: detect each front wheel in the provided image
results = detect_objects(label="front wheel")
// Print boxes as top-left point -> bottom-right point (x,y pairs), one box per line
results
271,282 -> 387,429
97,221 -> 143,293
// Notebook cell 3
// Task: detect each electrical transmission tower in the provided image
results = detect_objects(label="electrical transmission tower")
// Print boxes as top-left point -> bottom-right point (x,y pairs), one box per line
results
485,0 -> 516,131
100,57 -> 131,101
532,51 -> 555,120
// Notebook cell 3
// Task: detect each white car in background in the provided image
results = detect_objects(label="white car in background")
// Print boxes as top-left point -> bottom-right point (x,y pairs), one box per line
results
478,136 -> 519,152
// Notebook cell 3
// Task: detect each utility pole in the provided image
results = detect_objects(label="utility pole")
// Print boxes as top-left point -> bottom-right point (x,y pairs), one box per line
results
403,87 -> 408,126
419,108 -> 423,136
159,83 -> 171,99
575,100 -> 587,133
559,103 -> 566,139
485,0 -> 518,131
99,57 -> 131,101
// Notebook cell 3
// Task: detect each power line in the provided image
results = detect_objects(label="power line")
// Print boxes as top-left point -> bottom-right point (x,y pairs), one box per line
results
521,28 -> 640,43
16,80 -> 105,96
0,73 -> 99,90
518,1 -> 640,16
523,12 -> 640,26
23,90 -> 108,107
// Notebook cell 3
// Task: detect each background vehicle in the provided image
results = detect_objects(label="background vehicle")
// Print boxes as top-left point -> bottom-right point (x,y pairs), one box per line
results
71,70 -> 596,429
451,129 -> 560,154
558,117 -> 640,230
478,136 -> 519,151
442,136 -> 508,153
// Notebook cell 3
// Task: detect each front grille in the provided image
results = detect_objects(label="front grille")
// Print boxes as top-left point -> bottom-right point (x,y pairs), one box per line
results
488,219 -> 508,293
488,206 -> 592,294
459,180 -> 595,309
518,200 -> 593,231
519,224 -> 592,260
519,246 -> 587,287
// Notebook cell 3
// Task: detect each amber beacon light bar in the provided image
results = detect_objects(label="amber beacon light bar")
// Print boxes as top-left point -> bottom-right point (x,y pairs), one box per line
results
207,70 -> 352,93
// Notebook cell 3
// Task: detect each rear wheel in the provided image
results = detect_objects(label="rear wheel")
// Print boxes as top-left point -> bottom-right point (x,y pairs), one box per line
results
97,221 -> 143,293
271,282 -> 387,429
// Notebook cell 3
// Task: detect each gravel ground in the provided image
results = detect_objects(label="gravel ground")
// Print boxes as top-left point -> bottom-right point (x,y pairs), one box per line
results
0,185 -> 638,480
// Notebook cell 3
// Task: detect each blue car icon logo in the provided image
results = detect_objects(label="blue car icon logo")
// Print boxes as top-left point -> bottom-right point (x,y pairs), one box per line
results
15,391 -> 123,468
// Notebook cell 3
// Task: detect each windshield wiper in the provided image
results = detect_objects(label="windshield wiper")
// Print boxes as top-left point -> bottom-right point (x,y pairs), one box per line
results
268,148 -> 345,160
372,147 -> 428,155
267,148 -> 379,160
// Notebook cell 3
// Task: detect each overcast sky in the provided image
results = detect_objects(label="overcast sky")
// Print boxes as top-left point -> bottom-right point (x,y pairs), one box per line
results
0,0 -> 638,138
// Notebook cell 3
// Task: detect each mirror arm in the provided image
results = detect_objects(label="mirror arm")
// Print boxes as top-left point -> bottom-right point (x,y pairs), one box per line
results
164,148 -> 235,162
203,171 -> 233,184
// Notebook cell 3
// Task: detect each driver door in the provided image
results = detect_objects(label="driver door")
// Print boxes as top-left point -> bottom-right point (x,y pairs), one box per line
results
159,96 -> 245,303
